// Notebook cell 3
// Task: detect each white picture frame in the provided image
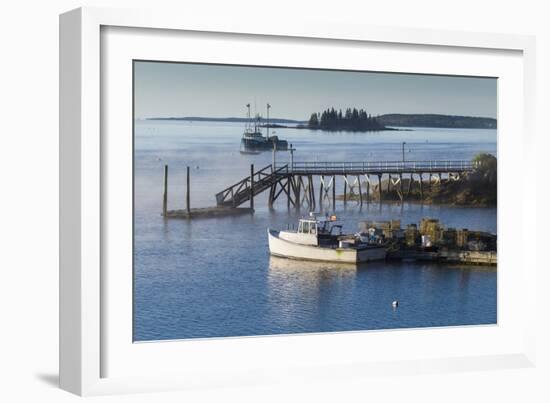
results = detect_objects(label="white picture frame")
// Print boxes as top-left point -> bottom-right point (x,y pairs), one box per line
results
60,6 -> 537,396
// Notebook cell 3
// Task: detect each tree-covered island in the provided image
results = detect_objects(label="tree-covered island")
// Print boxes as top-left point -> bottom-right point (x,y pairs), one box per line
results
305,107 -> 387,131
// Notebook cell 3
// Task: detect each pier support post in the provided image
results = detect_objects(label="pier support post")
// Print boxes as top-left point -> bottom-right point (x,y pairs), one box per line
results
319,176 -> 324,211
304,176 -> 309,208
186,166 -> 191,213
343,175 -> 347,205
419,173 -> 424,199
250,164 -> 254,210
295,176 -> 301,210
268,184 -> 275,209
366,175 -> 370,203
399,174 -> 403,202
286,175 -> 291,210
300,176 -> 308,207
163,165 -> 168,216
307,176 -> 312,209
387,174 -> 391,193
357,175 -> 363,206
378,174 -> 382,202
332,176 -> 336,208
306,177 -> 310,209
309,175 -> 315,210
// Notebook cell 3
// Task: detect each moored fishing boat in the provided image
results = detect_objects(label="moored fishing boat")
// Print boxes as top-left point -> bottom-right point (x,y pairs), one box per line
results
240,103 -> 288,153
267,214 -> 387,263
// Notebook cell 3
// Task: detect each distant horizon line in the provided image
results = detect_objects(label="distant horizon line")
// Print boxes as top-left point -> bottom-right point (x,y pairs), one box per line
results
142,113 -> 497,122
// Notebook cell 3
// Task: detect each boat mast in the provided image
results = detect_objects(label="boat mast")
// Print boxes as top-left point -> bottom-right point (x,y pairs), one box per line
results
254,99 -> 258,133
245,103 -> 251,132
266,103 -> 271,139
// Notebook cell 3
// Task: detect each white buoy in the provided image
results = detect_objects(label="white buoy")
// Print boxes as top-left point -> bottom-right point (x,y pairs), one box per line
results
392,300 -> 399,308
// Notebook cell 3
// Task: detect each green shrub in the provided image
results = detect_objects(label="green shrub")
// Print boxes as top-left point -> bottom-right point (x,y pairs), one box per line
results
473,153 -> 496,170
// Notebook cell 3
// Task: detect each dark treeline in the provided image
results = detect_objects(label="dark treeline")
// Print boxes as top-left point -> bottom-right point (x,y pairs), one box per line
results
376,114 -> 496,129
308,107 -> 385,131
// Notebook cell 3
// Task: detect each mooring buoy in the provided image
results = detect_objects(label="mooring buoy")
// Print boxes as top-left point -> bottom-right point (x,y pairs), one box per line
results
392,300 -> 399,308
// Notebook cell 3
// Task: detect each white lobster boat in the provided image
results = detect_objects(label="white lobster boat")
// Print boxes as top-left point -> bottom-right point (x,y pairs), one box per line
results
267,214 -> 387,263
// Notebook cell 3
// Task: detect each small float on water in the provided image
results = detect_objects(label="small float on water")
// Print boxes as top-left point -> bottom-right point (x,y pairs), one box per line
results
267,213 -> 387,263
240,103 -> 288,153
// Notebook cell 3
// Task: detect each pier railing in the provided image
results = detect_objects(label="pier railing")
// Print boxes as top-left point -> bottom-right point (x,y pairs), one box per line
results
280,160 -> 476,174
215,160 -> 478,208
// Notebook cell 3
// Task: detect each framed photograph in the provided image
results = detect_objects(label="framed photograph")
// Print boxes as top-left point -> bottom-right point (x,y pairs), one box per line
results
60,7 -> 537,396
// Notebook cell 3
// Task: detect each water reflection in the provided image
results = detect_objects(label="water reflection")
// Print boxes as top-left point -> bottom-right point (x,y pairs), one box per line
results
266,256 -> 358,330
268,255 -> 357,279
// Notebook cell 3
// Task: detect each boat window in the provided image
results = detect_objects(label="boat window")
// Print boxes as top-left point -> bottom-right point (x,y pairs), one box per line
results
302,221 -> 310,233
310,223 -> 317,234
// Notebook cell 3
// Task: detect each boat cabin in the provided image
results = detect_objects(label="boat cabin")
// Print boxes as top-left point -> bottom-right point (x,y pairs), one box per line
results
298,216 -> 341,235
297,218 -> 317,235
279,215 -> 342,246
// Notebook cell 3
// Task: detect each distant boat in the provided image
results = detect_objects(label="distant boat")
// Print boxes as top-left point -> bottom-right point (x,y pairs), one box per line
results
268,214 -> 387,263
240,103 -> 288,153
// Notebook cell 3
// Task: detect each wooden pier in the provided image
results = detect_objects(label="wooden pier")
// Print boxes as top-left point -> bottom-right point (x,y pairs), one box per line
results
215,160 -> 477,209
388,249 -> 497,265
161,160 -> 477,218
164,206 -> 254,219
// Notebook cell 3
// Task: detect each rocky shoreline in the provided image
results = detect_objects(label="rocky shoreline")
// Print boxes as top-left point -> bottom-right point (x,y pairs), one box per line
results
337,153 -> 497,207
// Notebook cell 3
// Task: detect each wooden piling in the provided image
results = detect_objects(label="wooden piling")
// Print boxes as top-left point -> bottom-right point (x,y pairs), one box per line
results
332,176 -> 336,208
309,175 -> 315,209
378,174 -> 382,202
268,183 -> 273,209
186,166 -> 191,213
419,173 -> 424,199
162,165 -> 168,216
299,176 -> 307,207
399,174 -> 403,202
295,176 -> 301,209
250,164 -> 254,210
387,174 -> 391,193
319,176 -> 324,210
366,175 -> 370,203
307,176 -> 312,208
286,175 -> 290,209
357,175 -> 363,205
343,175 -> 347,205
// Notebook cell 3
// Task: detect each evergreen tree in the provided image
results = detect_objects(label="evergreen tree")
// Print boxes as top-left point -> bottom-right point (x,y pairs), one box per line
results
308,106 -> 384,131
308,113 -> 319,128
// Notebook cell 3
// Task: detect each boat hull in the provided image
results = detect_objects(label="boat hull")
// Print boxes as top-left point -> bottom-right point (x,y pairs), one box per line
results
241,137 -> 288,151
268,229 -> 386,263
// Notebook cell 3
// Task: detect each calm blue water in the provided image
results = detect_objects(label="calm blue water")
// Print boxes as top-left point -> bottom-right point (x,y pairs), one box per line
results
133,121 -> 497,341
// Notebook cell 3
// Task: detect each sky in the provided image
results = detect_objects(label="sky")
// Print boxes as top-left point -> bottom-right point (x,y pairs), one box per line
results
134,61 -> 497,120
